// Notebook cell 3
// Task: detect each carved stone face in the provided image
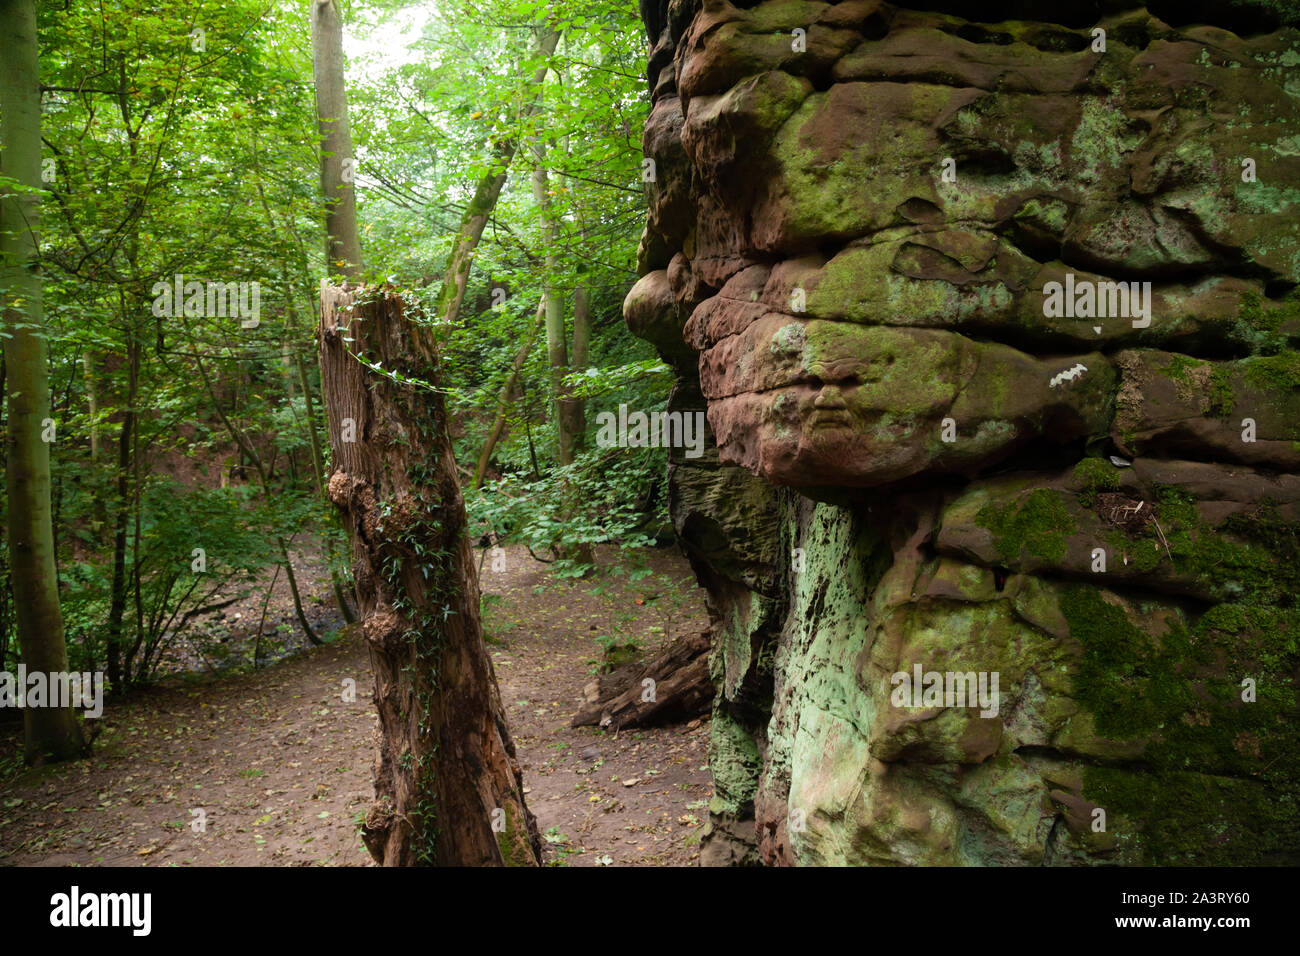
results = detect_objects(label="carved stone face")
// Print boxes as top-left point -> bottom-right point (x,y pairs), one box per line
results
739,321 -> 959,485
703,314 -> 1114,487
664,7 -> 1300,489
632,0 -> 1300,868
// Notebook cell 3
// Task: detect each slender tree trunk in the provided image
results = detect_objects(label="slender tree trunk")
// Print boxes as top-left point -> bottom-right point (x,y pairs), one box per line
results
277,539 -> 321,644
280,340 -> 297,401
104,342 -> 135,689
105,58 -> 148,690
311,0 -> 363,279
82,350 -> 111,561
433,25 -> 559,331
0,0 -> 84,763
83,353 -> 99,461
473,300 -> 543,488
527,138 -> 590,565
319,284 -> 540,866
570,282 -> 590,455
529,144 -> 577,465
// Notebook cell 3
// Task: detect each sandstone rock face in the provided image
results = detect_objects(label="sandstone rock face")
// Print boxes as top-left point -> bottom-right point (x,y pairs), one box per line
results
627,0 -> 1300,865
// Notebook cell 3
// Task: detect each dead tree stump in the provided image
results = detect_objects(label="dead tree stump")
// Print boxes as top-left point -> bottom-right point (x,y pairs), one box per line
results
319,283 -> 540,866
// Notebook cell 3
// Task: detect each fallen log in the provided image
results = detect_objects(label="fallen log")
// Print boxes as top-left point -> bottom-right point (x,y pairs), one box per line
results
571,629 -> 712,731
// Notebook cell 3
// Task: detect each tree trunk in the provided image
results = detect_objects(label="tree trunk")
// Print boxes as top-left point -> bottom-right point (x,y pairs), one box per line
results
83,353 -> 99,461
277,538 -> 321,645
105,60 -> 147,691
473,299 -> 543,488
529,143 -> 577,466
570,630 -> 712,732
104,339 -> 136,689
0,0 -> 85,763
570,281 -> 590,456
433,25 -> 559,332
311,0 -> 363,279
530,136 -> 592,565
319,284 -> 540,866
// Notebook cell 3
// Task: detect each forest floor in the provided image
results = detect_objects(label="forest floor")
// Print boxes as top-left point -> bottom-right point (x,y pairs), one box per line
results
0,544 -> 713,867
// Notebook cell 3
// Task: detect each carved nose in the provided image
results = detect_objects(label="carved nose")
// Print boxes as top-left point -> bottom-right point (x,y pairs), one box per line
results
814,386 -> 847,408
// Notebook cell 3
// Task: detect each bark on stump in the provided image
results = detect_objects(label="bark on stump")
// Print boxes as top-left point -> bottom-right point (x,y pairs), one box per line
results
570,630 -> 712,731
319,284 -> 540,866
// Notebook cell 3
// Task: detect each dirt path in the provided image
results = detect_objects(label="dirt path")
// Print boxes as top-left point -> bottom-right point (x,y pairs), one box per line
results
485,545 -> 713,866
0,545 -> 712,866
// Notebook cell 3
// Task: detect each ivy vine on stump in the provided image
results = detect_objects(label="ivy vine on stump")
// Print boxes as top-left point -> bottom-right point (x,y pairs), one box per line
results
318,283 -> 540,866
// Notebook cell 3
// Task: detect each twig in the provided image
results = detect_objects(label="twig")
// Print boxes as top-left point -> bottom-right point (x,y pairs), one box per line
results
1151,516 -> 1173,562
254,564 -> 283,671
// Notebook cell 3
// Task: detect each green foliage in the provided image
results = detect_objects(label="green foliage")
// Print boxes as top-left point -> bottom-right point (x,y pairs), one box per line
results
61,482 -> 281,687
3,0 -> 666,710
1,0 -> 355,692
469,440 -> 666,578
564,360 -> 673,400
349,0 -> 664,576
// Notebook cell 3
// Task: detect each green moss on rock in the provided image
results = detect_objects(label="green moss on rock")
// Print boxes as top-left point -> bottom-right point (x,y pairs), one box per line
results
1073,457 -> 1120,507
1061,567 -> 1300,864
1083,765 -> 1298,865
708,704 -> 762,817
976,488 -> 1076,564
1242,349 -> 1300,393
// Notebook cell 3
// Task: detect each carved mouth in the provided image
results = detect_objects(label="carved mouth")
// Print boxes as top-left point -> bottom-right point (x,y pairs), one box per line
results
807,409 -> 853,429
